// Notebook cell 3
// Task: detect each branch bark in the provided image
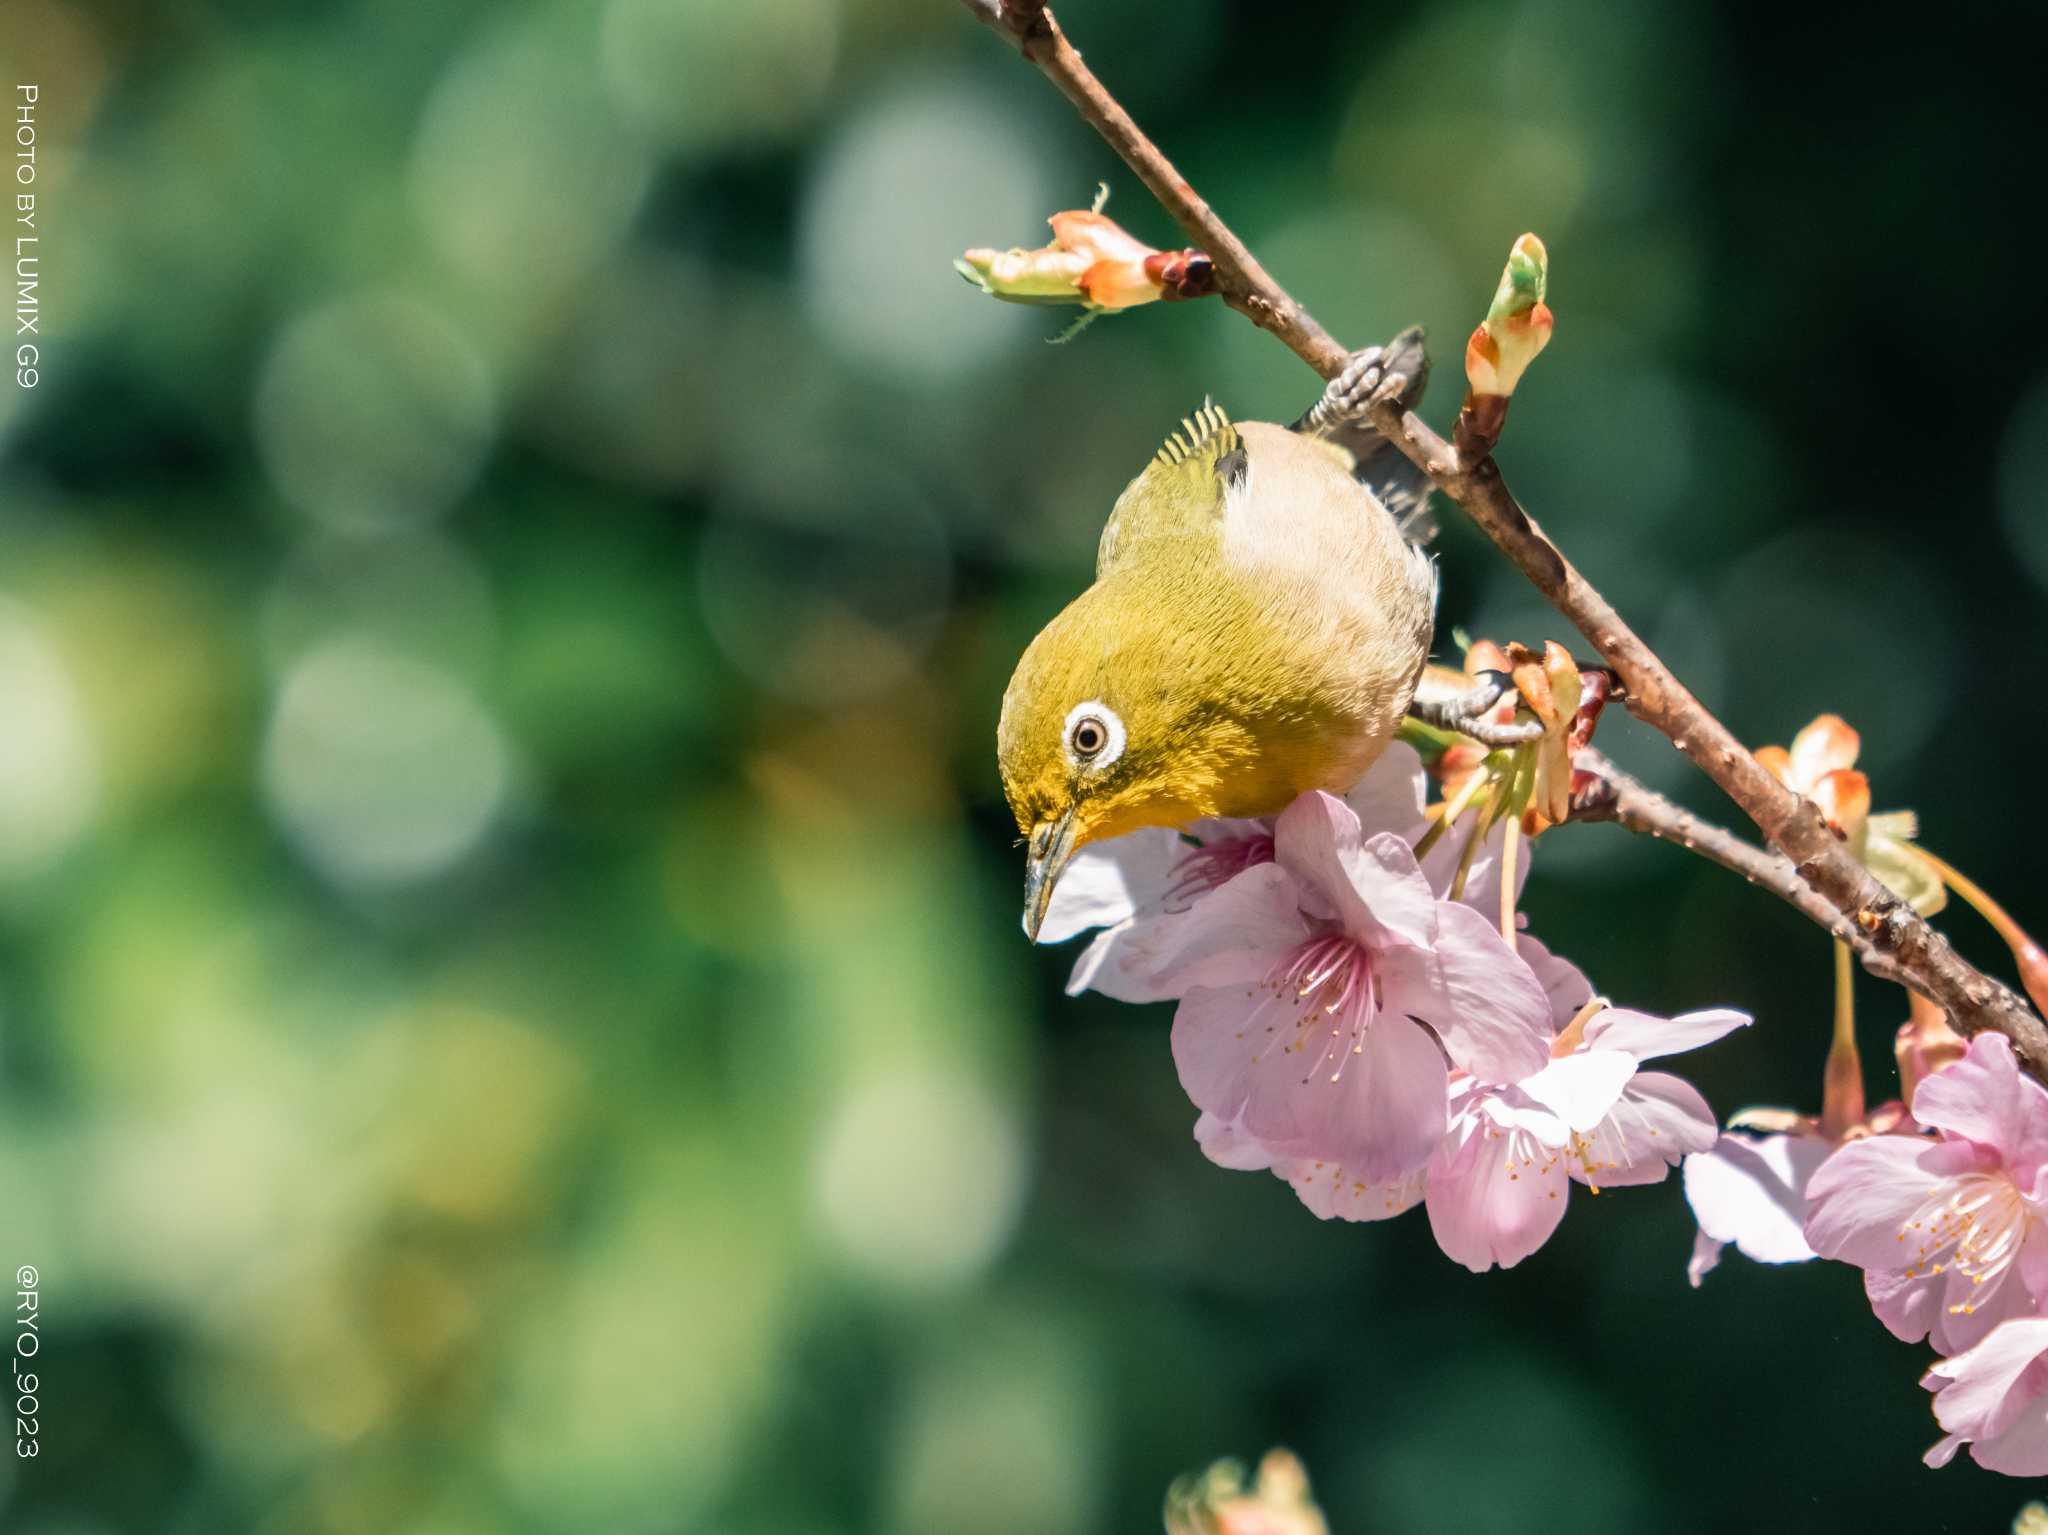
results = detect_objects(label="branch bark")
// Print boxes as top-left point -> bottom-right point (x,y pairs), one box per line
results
1570,749 -> 1907,987
958,1 -> 2048,1077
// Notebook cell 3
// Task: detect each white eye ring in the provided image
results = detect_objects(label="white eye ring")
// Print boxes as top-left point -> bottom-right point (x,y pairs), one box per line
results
1063,699 -> 1126,771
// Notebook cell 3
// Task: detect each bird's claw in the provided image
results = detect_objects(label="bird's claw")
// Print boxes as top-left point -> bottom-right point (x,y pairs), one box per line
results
1411,672 -> 1547,747
1301,347 -> 1411,438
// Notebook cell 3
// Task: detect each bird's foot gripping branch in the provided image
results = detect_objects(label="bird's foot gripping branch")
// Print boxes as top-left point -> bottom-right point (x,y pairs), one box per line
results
957,0 -> 2048,1479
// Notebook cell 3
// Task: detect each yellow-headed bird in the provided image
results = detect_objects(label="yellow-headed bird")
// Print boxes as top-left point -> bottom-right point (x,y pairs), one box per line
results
999,339 -> 1441,938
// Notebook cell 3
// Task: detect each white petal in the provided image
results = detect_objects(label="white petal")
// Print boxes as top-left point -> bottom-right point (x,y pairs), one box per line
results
1583,1007 -> 1751,1062
1571,1071 -> 1720,1189
1037,825 -> 1185,943
1517,1050 -> 1637,1134
1687,1230 -> 1724,1288
1193,1110 -> 1275,1171
1682,1132 -> 1830,1265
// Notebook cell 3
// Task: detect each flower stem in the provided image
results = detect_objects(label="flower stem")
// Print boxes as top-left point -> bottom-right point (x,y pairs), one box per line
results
1821,938 -> 1865,1139
1415,765 -> 1492,863
1915,846 -> 2028,952
1447,794 -> 1495,902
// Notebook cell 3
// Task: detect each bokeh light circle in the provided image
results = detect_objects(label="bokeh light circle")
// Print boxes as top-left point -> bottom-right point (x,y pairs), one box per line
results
262,638 -> 510,888
410,7 -> 653,293
0,598 -> 100,880
799,74 -> 1058,381
253,292 -> 495,534
812,1064 -> 1027,1290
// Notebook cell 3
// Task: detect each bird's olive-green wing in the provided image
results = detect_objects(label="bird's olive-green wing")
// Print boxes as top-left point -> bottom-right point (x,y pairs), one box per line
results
1095,403 -> 1248,578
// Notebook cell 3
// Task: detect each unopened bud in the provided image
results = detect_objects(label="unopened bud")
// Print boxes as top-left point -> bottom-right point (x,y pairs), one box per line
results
959,192 -> 1213,313
1895,990 -> 1966,1108
1464,232 -> 1553,399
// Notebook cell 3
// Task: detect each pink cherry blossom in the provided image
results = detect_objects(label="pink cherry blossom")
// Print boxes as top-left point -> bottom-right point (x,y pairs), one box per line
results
1049,743 -> 1535,1002
1417,1004 -> 1746,1272
1803,1033 -> 2048,1354
1683,995 -> 1960,1286
1250,999 -> 1744,1271
1922,1315 -> 2048,1475
1166,790 -> 1552,1182
1043,816 -> 1272,1002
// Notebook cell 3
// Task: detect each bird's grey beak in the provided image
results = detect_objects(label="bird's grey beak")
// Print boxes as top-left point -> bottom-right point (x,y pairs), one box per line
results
1021,808 -> 1081,943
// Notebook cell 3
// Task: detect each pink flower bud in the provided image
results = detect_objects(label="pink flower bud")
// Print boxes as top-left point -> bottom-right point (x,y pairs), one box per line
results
1895,989 -> 1967,1107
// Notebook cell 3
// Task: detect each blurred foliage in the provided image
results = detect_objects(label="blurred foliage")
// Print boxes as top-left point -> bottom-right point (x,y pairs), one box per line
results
2,0 -> 2047,1530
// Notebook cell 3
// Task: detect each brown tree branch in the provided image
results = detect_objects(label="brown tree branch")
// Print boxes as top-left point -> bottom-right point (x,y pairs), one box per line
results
957,1 -> 2048,1076
1570,749 -> 1907,987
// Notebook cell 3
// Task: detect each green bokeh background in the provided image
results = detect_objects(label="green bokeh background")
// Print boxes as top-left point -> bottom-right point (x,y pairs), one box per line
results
3,0 -> 2047,1530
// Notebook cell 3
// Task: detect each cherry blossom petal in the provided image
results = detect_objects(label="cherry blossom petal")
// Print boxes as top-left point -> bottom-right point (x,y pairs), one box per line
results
1280,1158 -> 1427,1223
1193,1110 -> 1276,1171
1683,1131 -> 1832,1268
1383,900 -> 1551,1084
1038,825 -> 1185,944
1573,1071 -> 1719,1188
1911,1032 -> 2048,1166
1924,1317 -> 2048,1475
1932,1253 -> 2041,1357
1868,1267 -> 1946,1348
1066,921 -> 1175,1002
1517,934 -> 1593,1031
1788,712 -> 1860,787
1971,1408 -> 2048,1477
1803,1133 -> 1965,1269
1922,1434 -> 1965,1469
1479,1087 -> 1570,1144
1426,1117 -> 1570,1272
1171,992 -> 1448,1181
1333,1015 -> 1453,1181
1339,740 -> 1428,837
1140,863 -> 1311,995
1273,793 -> 1436,951
1810,768 -> 1871,834
1516,1050 -> 1637,1134
1582,1007 -> 1751,1062
2022,1223 -> 2048,1302
1687,1230 -> 1725,1288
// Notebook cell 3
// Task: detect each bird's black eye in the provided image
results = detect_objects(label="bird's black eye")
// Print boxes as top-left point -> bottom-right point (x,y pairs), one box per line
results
1070,717 -> 1108,758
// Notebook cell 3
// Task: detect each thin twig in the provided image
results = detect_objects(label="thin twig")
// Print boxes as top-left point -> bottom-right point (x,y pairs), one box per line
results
1571,750 -> 1905,987
958,0 -> 2048,1076
956,0 -> 1349,375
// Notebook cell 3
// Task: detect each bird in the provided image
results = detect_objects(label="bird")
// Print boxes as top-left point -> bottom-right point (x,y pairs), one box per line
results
998,334 -> 1453,940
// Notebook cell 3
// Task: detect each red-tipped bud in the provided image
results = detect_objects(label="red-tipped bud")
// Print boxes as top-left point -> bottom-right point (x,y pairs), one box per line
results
1464,233 -> 1553,399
